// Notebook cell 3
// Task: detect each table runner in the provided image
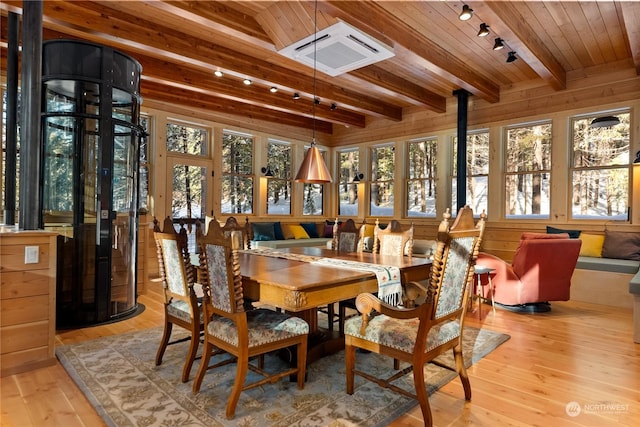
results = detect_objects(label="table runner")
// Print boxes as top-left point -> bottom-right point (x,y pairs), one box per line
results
241,248 -> 403,306
310,257 -> 403,306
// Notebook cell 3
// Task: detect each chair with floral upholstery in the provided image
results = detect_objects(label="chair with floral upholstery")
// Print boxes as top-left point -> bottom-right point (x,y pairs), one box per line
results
153,216 -> 203,383
344,206 -> 486,426
192,219 -> 309,419
373,219 -> 414,256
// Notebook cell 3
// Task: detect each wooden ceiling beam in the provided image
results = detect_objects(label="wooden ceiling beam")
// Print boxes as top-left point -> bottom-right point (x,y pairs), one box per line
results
620,2 -> 640,75
135,54 -> 365,128
478,1 -> 567,90
141,80 -> 333,134
322,0 -> 501,103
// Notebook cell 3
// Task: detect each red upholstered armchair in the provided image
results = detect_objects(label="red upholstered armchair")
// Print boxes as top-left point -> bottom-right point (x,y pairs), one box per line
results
476,232 -> 582,312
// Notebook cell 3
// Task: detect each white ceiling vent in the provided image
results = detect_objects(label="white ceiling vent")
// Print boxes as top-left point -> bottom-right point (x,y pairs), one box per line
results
278,21 -> 395,77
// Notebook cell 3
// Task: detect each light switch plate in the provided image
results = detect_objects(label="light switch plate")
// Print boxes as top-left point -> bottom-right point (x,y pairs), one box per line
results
25,246 -> 39,264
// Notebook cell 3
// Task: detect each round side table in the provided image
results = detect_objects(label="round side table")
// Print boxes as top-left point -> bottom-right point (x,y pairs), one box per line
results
473,265 -> 496,314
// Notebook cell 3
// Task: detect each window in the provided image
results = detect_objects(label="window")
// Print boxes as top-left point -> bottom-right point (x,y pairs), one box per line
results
166,122 -> 207,156
265,140 -> 291,215
302,147 -> 326,216
451,131 -> 489,215
338,149 -> 359,216
167,121 -> 211,219
571,112 -> 630,219
370,144 -> 395,217
221,131 -> 254,214
504,122 -> 552,218
407,138 -> 437,218
138,115 -> 150,212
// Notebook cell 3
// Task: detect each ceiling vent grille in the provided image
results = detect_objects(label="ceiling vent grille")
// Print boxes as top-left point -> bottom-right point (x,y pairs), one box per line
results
278,21 -> 395,77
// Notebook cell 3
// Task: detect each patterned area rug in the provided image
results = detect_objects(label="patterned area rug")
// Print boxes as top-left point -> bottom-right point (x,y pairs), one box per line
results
56,325 -> 509,427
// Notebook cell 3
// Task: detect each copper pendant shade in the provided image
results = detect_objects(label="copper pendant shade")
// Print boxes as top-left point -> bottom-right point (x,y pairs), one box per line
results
294,144 -> 332,183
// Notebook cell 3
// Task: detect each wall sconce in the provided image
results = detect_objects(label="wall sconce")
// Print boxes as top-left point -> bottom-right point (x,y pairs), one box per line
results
352,172 -> 364,183
261,166 -> 274,178
590,116 -> 620,128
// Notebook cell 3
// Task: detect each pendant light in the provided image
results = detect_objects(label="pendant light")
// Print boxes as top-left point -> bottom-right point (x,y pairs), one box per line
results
294,0 -> 332,184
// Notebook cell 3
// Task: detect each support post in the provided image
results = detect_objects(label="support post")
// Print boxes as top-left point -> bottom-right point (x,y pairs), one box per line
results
18,1 -> 44,230
3,13 -> 19,225
453,89 -> 470,212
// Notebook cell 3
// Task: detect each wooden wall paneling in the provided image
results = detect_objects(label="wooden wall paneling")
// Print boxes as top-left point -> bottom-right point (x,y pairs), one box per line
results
0,231 -> 57,377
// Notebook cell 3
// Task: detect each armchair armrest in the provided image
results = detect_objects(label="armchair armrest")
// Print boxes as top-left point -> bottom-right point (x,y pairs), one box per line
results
354,292 -> 430,335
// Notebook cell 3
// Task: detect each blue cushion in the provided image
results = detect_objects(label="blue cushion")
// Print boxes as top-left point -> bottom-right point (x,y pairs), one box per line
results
252,222 -> 275,241
273,222 -> 285,240
546,226 -> 581,239
300,222 -> 319,238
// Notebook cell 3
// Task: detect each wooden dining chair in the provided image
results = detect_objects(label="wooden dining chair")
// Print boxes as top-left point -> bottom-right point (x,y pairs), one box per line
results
344,206 -> 486,426
192,219 -> 309,419
153,216 -> 203,383
321,218 -> 363,331
373,219 -> 414,256
221,216 -> 252,250
336,220 -> 416,335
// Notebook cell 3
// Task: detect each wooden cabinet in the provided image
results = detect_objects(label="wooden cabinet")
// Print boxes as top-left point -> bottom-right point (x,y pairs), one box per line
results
1,230 -> 57,377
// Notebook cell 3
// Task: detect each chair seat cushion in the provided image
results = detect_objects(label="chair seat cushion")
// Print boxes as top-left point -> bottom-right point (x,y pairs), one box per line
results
167,299 -> 203,323
207,308 -> 309,347
344,315 -> 460,353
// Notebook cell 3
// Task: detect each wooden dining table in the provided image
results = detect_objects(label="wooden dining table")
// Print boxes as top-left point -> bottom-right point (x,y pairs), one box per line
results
238,246 -> 432,362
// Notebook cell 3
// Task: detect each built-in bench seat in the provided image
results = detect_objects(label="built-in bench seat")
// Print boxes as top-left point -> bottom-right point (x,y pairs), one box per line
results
629,269 -> 640,343
571,256 -> 638,309
251,238 -> 332,249
576,256 -> 640,274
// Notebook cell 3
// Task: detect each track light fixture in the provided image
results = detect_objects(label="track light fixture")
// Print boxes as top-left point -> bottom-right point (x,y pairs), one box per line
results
214,70 -> 223,77
292,93 -> 301,100
352,172 -> 364,183
634,150 -> 640,164
477,23 -> 490,37
261,166 -> 274,178
243,78 -> 252,85
493,38 -> 505,51
314,97 -> 320,105
459,5 -> 473,21
506,51 -> 518,63
270,86 -> 278,93
330,103 -> 337,111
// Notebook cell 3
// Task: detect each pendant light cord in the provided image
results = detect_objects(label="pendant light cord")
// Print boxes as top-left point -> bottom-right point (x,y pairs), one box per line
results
312,0 -> 317,145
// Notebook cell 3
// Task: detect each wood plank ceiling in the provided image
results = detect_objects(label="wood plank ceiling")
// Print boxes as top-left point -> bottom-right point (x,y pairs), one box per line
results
1,1 -> 639,145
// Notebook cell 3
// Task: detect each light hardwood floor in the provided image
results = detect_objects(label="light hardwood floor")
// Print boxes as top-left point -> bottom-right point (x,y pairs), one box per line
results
2,280 -> 639,426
